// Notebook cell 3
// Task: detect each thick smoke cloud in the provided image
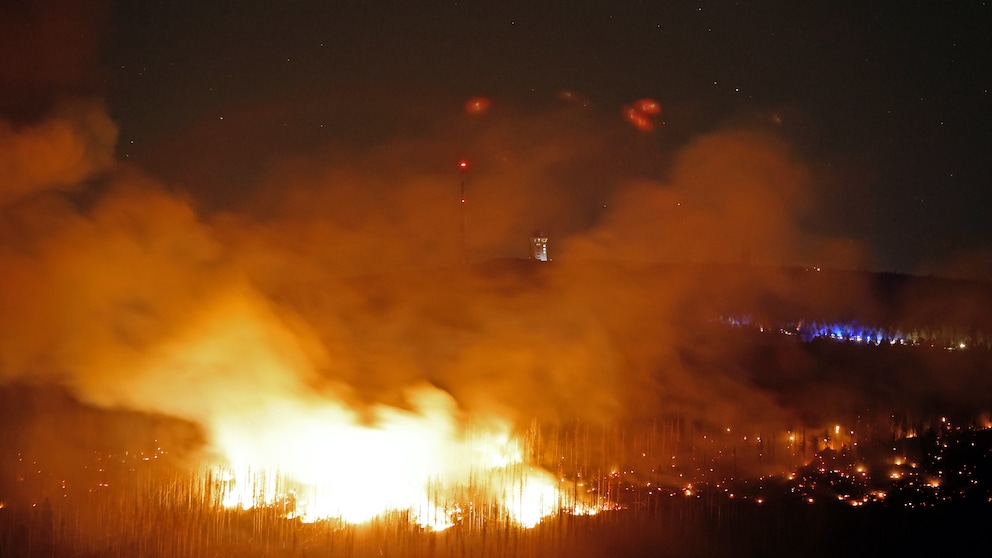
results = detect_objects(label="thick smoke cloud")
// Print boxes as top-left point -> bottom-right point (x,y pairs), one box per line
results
1,79 -> 988,486
0,99 -> 117,207
562,130 -> 808,265
559,127 -> 871,271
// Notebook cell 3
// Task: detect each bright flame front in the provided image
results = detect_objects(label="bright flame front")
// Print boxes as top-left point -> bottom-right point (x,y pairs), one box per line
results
212,384 -> 594,529
118,290 -> 598,529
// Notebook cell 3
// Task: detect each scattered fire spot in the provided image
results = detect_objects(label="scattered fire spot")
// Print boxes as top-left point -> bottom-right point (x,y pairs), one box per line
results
622,98 -> 662,132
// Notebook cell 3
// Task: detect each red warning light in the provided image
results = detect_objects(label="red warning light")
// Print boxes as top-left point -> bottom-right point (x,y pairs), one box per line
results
458,160 -> 468,170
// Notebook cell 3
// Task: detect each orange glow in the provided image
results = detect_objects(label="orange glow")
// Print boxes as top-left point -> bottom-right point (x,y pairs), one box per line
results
634,98 -> 661,115
622,106 -> 653,132
213,384 -> 597,528
621,98 -> 662,132
464,96 -> 491,115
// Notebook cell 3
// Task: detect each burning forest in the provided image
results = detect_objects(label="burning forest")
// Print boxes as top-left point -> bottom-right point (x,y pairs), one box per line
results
2,249 -> 992,557
2,3 -> 991,552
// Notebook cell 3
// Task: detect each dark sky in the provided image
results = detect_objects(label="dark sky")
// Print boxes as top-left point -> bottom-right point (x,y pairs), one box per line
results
3,0 -> 991,276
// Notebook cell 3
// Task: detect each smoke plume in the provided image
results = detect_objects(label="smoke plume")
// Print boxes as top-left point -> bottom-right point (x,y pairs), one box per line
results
1,79 -> 989,489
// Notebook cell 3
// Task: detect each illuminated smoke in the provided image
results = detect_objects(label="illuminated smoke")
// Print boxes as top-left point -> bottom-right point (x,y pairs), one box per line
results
561,128 -> 812,266
0,98 -> 116,206
0,99 -> 854,432
1,84 -> 985,533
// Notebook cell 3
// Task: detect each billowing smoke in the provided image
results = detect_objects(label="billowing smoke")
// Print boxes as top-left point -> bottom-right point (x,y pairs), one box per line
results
0,34 -> 988,493
0,92 -> 805,473
0,98 -> 116,206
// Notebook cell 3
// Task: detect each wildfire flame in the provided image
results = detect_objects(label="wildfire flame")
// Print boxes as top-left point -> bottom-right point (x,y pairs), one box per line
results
211,384 -> 596,529
69,284 -> 601,530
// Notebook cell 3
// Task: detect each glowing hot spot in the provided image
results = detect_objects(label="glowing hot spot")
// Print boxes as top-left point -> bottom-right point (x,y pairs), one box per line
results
211,385 -> 597,528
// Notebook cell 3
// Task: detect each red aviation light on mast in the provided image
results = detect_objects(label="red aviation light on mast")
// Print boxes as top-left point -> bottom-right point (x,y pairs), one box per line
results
458,159 -> 469,263
458,160 -> 468,204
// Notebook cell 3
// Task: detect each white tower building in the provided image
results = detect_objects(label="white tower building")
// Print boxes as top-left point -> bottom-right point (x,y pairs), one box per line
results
530,232 -> 549,262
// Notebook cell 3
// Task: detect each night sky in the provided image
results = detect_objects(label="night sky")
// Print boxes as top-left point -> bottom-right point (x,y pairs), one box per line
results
2,0 -> 991,276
